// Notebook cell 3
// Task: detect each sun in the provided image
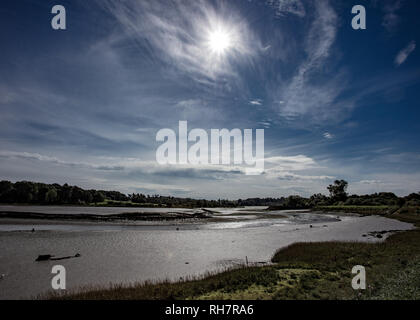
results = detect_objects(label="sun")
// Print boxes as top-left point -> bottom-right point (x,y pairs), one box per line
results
208,29 -> 232,55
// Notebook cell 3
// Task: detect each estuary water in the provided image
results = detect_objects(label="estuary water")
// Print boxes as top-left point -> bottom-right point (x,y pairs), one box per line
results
0,205 -> 414,299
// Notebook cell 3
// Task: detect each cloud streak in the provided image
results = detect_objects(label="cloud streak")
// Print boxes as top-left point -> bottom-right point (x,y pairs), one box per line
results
395,41 -> 416,66
99,0 -> 261,86
266,0 -> 306,18
273,0 -> 349,124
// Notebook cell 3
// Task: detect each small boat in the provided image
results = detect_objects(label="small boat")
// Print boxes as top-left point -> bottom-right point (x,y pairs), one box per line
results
35,254 -> 53,261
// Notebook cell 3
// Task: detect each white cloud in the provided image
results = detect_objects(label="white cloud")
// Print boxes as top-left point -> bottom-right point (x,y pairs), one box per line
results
99,0 -> 261,84
323,132 -> 333,139
274,0 -> 349,123
249,99 -> 263,106
3,150 -> 420,198
0,150 -> 248,177
0,149 -> 331,186
274,172 -> 334,181
267,0 -> 306,18
395,41 -> 416,66
265,155 -> 318,171
0,151 -> 125,171
248,154 -> 334,182
359,180 -> 382,185
259,121 -> 271,128
134,128 -> 155,133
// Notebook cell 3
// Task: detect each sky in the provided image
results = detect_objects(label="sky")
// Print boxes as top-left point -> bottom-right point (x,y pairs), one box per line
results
0,0 -> 419,199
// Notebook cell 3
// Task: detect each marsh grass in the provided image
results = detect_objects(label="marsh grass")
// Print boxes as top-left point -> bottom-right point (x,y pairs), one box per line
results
315,205 -> 394,215
44,265 -> 279,300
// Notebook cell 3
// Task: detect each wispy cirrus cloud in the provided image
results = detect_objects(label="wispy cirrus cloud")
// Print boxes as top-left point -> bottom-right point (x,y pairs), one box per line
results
2,148 -> 420,198
395,41 -> 416,66
270,172 -> 334,181
273,0 -> 349,123
0,151 -> 125,171
263,154 -> 334,181
323,132 -> 334,139
249,99 -> 263,106
0,149 -> 329,184
266,0 -> 306,18
98,0 -> 261,86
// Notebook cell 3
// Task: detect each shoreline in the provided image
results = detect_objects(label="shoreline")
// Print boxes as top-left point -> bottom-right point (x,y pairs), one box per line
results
0,206 -> 293,227
46,215 -> 419,300
0,205 -> 417,300
0,210 -> 213,223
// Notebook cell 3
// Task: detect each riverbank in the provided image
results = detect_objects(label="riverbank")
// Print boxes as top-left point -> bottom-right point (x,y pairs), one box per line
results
0,210 -> 213,223
46,227 -> 420,300
0,205 -> 291,226
44,208 -> 419,300
315,205 -> 420,225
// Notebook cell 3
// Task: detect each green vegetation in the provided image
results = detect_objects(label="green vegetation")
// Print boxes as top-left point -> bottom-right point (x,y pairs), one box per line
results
0,180 -> 122,205
315,205 -> 420,227
327,179 -> 348,202
2,179 -> 420,210
315,205 -> 395,215
268,180 -> 420,210
0,180 -> 234,208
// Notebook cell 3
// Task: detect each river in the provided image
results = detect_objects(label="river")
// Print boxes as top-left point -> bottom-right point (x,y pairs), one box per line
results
0,205 -> 414,299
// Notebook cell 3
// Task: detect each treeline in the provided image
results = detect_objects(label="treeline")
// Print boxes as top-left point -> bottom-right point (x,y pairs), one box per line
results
129,193 -> 235,208
0,180 -> 235,207
266,180 -> 420,209
265,192 -> 420,210
0,181 -> 125,205
1,180 -> 419,208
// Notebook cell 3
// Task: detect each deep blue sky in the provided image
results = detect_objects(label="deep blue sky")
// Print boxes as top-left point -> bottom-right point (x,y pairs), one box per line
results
0,0 -> 419,198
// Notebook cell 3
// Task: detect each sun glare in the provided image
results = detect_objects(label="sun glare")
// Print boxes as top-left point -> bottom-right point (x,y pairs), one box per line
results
208,29 -> 232,55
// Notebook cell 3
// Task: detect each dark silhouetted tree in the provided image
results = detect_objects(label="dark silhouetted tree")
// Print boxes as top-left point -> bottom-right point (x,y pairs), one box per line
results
327,180 -> 348,202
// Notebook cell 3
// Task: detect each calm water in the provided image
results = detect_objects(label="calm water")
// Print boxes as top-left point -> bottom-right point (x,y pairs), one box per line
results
0,206 -> 414,299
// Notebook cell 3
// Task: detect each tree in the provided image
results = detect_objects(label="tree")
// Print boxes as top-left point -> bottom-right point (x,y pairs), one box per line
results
0,181 -> 14,202
327,180 -> 348,202
14,181 -> 35,203
45,188 -> 58,203
92,191 -> 105,204
309,193 -> 329,207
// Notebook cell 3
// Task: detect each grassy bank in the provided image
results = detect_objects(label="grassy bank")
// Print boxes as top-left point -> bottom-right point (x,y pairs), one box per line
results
314,205 -> 395,215
46,208 -> 420,300
316,205 -> 420,225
